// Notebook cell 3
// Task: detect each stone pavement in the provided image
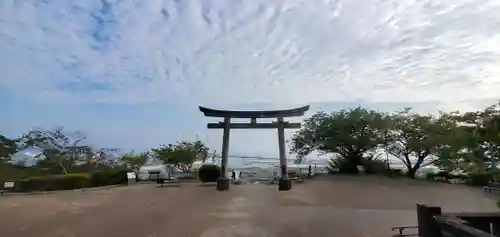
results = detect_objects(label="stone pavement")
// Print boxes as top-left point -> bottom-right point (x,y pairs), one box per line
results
0,176 -> 497,237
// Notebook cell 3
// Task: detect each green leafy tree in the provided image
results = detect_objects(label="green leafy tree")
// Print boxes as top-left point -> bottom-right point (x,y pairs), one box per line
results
379,113 -> 396,170
122,152 -> 149,173
472,103 -> 500,171
451,102 -> 500,173
431,112 -> 476,173
385,108 -> 444,178
291,107 -> 387,173
151,140 -> 209,172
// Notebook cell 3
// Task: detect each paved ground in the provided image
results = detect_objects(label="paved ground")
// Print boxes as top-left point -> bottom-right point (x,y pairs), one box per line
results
0,175 -> 497,237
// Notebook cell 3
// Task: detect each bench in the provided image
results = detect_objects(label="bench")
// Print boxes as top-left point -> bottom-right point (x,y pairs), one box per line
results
0,190 -> 4,196
484,181 -> 500,192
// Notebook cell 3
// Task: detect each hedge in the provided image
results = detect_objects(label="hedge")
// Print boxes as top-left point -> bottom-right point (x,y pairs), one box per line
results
466,172 -> 494,186
198,164 -> 220,182
14,173 -> 91,192
90,169 -> 131,187
11,168 -> 134,193
329,157 -> 390,175
363,159 -> 389,174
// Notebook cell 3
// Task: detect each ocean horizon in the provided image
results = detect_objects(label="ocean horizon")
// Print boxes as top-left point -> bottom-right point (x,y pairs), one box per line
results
141,158 -> 440,174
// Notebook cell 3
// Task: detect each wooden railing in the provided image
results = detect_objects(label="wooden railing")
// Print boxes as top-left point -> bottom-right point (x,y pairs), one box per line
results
434,215 -> 496,237
450,212 -> 500,235
415,204 -> 500,237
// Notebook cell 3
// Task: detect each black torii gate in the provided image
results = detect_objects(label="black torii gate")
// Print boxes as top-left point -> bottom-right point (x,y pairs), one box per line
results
199,105 -> 310,191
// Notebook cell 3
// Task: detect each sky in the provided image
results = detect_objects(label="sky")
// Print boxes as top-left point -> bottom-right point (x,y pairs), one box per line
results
1,0 -> 500,162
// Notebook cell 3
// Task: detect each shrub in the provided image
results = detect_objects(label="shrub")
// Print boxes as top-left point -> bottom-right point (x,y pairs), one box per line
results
435,171 -> 453,181
329,157 -> 389,175
90,168 -> 132,187
431,171 -> 467,181
466,172 -> 493,186
14,173 -> 91,192
491,173 -> 500,182
90,171 -> 113,187
363,159 -> 389,174
329,157 -> 357,174
453,173 -> 468,180
387,169 -> 404,177
198,164 -> 220,182
424,172 -> 437,180
110,169 -> 131,184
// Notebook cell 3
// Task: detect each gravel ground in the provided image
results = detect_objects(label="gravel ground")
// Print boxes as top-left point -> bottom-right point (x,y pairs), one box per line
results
0,175 -> 496,237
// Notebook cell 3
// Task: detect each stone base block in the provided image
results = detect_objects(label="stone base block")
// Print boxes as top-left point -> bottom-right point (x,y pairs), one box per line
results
216,177 -> 230,191
278,179 -> 292,191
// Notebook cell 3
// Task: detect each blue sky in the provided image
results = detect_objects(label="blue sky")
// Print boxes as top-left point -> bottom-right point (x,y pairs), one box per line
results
1,0 -> 500,160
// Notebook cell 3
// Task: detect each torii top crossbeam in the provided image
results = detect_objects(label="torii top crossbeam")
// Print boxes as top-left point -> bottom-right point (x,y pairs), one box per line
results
198,105 -> 310,118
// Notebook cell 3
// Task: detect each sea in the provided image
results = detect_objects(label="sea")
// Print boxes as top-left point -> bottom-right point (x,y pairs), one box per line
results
139,158 -> 439,181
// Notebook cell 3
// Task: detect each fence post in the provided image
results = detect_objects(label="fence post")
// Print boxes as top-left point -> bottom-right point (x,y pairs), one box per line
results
417,204 -> 443,237
490,218 -> 500,236
460,216 -> 494,234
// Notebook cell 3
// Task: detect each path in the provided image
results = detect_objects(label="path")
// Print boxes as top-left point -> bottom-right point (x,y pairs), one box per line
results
0,176 -> 497,237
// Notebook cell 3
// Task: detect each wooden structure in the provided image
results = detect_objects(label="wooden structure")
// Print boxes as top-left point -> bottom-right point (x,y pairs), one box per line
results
199,105 -> 310,191
394,204 -> 500,237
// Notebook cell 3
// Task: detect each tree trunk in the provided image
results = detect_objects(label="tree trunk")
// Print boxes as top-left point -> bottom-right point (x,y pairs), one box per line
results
59,163 -> 68,174
346,152 -> 363,174
405,153 -> 428,179
406,168 -> 417,178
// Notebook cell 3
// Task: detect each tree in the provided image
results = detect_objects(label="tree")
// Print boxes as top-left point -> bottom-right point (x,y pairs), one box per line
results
385,108 -> 444,178
291,107 -> 387,173
379,113 -> 396,170
18,127 -> 90,174
471,103 -> 500,171
122,152 -> 149,172
193,140 -> 209,164
428,111 -> 482,174
151,140 -> 209,172
448,102 -> 500,173
89,148 -> 121,167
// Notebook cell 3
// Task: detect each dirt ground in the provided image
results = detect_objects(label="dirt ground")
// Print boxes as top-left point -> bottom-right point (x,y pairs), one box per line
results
0,175 -> 497,237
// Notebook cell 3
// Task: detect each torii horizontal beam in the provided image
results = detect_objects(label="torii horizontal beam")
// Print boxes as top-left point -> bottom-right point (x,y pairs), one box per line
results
207,122 -> 301,129
198,105 -> 310,118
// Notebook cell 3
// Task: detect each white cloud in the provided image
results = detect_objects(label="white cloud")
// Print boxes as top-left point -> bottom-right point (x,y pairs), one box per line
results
1,0 -> 500,107
2,0 -> 500,160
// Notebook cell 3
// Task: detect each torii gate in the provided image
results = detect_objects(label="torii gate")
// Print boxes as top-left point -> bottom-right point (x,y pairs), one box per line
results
199,105 -> 310,191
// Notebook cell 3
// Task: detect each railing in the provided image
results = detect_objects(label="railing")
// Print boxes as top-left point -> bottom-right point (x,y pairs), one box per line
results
450,212 -> 500,235
434,215 -> 494,237
413,204 -> 500,237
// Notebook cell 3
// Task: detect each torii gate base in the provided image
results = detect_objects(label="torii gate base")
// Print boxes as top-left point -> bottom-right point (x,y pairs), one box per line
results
217,177 -> 230,190
199,105 -> 310,191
